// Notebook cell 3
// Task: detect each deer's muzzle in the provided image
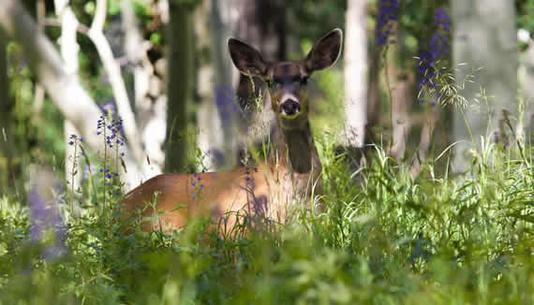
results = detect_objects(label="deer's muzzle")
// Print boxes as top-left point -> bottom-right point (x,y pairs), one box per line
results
280,99 -> 301,118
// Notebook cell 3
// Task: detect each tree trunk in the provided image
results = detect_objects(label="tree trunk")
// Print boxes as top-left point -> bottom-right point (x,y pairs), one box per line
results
387,28 -> 414,163
389,71 -> 412,162
366,47 -> 381,139
54,0 -> 83,193
0,29 -> 15,191
342,0 -> 368,148
194,0 -> 239,171
165,2 -> 195,172
410,103 -> 439,177
122,0 -> 164,177
518,40 -> 534,142
451,0 -> 518,173
87,0 -> 146,166
210,0 -> 240,169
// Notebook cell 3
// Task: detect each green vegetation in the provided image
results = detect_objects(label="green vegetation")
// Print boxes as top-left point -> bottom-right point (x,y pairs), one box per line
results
1,1 -> 534,304
0,140 -> 532,305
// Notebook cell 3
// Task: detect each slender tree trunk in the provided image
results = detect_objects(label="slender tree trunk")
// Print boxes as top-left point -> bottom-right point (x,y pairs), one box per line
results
34,0 -> 46,115
87,0 -> 146,166
389,71 -> 412,162
451,0 -> 518,173
165,2 -> 195,172
343,0 -> 368,148
54,0 -> 83,194
0,29 -> 15,191
194,0 -> 238,171
366,47 -> 381,139
410,103 -> 439,177
122,0 -> 164,177
210,0 -> 240,169
518,40 -> 534,142
388,28 -> 414,162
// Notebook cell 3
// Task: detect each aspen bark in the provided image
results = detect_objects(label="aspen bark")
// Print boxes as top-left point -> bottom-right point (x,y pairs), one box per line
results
343,0 -> 368,148
451,0 -> 518,173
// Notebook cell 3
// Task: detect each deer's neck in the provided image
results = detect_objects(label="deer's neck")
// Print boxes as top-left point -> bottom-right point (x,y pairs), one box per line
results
272,120 -> 322,185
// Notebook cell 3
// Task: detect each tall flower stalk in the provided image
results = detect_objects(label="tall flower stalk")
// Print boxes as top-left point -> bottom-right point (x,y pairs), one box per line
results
416,7 -> 451,102
67,134 -> 84,209
96,103 -> 126,211
375,0 -> 400,47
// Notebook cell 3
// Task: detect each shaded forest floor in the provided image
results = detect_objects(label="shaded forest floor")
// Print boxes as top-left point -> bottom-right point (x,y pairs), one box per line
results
1,142 -> 533,305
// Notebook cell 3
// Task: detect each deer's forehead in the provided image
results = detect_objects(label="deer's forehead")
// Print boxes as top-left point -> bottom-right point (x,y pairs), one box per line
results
271,62 -> 305,81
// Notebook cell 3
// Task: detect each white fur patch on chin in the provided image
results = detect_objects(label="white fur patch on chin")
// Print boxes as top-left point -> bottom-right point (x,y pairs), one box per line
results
281,111 -> 300,120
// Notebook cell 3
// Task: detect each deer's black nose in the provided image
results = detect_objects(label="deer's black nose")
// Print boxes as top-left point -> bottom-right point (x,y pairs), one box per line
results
280,99 -> 301,116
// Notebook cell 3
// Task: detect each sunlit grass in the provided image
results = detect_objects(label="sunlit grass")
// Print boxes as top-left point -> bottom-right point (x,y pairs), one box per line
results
0,136 -> 533,304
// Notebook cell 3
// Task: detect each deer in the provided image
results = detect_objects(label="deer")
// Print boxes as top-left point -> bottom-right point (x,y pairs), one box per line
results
121,28 -> 343,232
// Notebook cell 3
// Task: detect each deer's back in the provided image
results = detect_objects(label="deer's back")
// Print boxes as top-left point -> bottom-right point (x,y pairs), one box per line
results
121,164 -> 300,231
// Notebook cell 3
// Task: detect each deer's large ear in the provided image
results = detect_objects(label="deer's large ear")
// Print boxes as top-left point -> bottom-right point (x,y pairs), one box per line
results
228,38 -> 268,77
305,28 -> 343,73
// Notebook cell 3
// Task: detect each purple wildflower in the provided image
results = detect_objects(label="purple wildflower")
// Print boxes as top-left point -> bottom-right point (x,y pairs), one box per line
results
416,49 -> 435,90
434,7 -> 451,33
190,173 -> 204,201
215,85 -> 238,127
375,0 -> 400,46
417,7 -> 451,99
97,112 -> 126,155
28,185 -> 67,260
100,100 -> 116,115
96,116 -> 105,135
429,7 -> 451,60
68,134 -> 82,146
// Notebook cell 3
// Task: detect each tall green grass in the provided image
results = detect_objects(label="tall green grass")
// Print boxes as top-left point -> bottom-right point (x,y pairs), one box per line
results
0,137 -> 533,305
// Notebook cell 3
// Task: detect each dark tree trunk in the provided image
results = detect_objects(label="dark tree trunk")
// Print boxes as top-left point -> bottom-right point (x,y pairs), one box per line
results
0,30 -> 15,191
165,2 -> 195,172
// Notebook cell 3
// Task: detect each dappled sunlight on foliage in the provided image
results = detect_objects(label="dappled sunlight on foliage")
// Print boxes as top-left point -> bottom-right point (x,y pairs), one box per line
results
1,142 -> 533,304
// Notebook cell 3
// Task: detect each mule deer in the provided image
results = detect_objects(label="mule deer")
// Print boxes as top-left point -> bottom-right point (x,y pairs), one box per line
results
121,29 -> 343,232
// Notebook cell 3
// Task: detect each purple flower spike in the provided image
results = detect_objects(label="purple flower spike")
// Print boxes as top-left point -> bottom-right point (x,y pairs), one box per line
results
375,0 -> 400,46
28,185 -> 67,261
417,7 -> 451,100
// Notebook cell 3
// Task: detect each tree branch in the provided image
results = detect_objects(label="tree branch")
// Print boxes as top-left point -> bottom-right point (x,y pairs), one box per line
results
86,0 -> 146,165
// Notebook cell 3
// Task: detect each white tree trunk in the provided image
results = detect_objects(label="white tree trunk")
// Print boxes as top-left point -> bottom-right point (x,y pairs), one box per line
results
518,39 -> 534,142
342,0 -> 368,148
410,103 -> 439,177
87,0 -> 145,166
451,0 -> 518,173
195,0 -> 227,170
122,0 -> 164,177
389,73 -> 412,161
54,0 -> 82,193
0,0 -> 144,189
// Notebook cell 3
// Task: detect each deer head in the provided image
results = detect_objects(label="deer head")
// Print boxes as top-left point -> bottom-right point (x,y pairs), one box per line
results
228,29 -> 343,131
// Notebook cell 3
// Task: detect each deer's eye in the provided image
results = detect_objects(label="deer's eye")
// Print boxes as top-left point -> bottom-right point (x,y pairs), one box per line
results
300,77 -> 309,86
267,79 -> 282,89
